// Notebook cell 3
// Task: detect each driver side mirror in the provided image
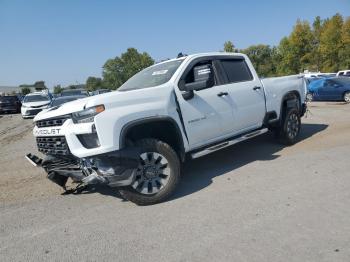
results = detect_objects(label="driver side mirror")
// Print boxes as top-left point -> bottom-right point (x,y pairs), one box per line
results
181,64 -> 214,100
184,79 -> 212,91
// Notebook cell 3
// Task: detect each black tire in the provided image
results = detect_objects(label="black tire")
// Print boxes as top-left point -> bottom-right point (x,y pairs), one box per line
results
344,92 -> 350,103
277,108 -> 301,145
118,139 -> 181,205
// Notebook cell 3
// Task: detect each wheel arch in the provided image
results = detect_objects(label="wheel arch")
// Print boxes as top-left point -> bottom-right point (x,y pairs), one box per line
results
119,116 -> 186,162
279,90 -> 301,120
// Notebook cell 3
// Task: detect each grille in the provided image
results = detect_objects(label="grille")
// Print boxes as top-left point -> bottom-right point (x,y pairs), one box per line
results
36,116 -> 70,128
36,136 -> 70,155
31,104 -> 48,108
25,109 -> 43,116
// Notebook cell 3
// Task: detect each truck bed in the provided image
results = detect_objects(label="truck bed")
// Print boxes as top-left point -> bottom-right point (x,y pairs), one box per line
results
261,75 -> 307,118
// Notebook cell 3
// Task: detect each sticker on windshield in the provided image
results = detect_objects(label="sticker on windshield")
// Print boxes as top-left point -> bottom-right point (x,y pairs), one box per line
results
152,70 -> 168,75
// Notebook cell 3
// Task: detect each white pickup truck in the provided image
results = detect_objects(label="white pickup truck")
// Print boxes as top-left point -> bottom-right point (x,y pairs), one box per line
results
26,52 -> 307,205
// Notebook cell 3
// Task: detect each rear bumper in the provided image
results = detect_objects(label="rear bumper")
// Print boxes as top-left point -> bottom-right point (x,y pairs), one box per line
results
25,147 -> 140,189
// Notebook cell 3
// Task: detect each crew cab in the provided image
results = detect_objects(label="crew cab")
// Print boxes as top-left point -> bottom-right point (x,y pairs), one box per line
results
26,52 -> 307,205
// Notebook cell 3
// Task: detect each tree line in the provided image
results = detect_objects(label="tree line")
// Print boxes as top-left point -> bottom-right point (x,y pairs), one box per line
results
84,13 -> 349,91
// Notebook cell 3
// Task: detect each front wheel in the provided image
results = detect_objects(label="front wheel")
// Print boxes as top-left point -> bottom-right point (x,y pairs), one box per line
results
118,139 -> 181,205
344,92 -> 350,103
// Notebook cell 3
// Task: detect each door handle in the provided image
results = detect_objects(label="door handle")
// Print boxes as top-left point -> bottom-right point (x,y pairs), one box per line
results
217,92 -> 228,97
253,86 -> 261,90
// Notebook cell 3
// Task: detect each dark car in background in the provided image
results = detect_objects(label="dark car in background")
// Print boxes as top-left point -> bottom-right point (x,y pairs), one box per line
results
61,89 -> 89,97
0,96 -> 22,113
307,77 -> 350,102
48,95 -> 87,108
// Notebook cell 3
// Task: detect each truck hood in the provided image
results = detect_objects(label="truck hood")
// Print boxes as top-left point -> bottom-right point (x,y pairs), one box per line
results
34,85 -> 172,121
34,97 -> 90,121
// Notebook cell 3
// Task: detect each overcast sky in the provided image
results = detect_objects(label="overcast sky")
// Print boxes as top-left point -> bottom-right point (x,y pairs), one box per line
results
1,0 -> 349,87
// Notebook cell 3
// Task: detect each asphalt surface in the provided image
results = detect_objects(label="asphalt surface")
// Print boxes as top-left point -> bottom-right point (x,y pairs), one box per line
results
1,102 -> 350,262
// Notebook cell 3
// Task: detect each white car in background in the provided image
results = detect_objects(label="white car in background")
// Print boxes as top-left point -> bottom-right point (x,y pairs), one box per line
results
21,92 -> 51,118
336,70 -> 350,77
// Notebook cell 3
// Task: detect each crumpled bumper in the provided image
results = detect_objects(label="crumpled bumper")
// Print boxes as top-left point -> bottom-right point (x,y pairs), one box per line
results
26,147 -> 140,189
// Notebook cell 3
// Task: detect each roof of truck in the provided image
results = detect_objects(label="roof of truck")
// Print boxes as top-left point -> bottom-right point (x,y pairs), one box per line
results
156,52 -> 246,66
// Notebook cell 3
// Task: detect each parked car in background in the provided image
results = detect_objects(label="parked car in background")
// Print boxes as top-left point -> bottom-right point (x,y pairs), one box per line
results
0,95 -> 21,114
92,89 -> 111,95
307,77 -> 350,102
48,95 -> 87,108
21,92 -> 51,118
305,76 -> 324,85
306,75 -> 337,86
61,89 -> 89,97
336,70 -> 350,77
304,72 -> 336,78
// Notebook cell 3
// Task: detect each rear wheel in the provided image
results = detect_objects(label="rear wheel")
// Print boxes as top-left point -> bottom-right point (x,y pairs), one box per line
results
277,108 -> 301,145
344,92 -> 350,103
118,139 -> 181,205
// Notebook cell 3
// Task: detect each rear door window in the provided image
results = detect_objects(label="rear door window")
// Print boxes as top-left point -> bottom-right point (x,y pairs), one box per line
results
220,59 -> 253,83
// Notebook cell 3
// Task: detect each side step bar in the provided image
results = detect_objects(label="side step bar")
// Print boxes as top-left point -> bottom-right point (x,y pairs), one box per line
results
191,128 -> 269,159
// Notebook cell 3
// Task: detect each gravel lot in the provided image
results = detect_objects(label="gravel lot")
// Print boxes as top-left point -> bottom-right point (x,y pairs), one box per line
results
1,102 -> 350,262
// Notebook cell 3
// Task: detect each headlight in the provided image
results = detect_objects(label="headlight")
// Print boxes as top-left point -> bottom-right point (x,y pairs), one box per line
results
72,105 -> 105,123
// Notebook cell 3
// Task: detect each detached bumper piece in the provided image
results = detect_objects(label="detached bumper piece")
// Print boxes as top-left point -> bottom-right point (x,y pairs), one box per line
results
25,147 -> 140,190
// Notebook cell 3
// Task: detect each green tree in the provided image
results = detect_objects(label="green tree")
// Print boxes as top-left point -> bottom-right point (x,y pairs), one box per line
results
86,77 -> 102,91
53,85 -> 63,94
223,41 -> 235,52
276,37 -> 297,75
276,20 -> 314,74
340,17 -> 350,69
34,81 -> 46,91
240,45 -> 276,77
102,48 -> 154,90
319,13 -> 344,72
310,16 -> 324,71
21,87 -> 31,95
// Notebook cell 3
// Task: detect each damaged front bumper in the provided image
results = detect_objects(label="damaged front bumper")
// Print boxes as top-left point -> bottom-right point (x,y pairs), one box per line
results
26,147 -> 140,189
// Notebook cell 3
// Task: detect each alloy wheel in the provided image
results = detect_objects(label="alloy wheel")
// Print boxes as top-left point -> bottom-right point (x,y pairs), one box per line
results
306,93 -> 313,102
131,152 -> 171,195
345,93 -> 350,103
286,112 -> 299,139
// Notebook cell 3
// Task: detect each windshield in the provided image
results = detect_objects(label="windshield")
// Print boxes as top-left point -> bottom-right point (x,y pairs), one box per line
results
23,94 -> 50,103
119,59 -> 184,91
50,97 -> 81,107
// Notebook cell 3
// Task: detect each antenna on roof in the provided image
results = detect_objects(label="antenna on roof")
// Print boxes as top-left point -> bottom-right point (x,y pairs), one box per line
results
177,52 -> 187,58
